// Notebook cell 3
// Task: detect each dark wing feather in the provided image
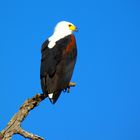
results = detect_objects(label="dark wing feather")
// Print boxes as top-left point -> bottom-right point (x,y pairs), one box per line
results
40,35 -> 77,104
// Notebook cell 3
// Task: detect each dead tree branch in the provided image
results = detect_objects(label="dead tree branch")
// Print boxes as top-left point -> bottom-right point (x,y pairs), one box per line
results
0,93 -> 47,140
0,82 -> 75,140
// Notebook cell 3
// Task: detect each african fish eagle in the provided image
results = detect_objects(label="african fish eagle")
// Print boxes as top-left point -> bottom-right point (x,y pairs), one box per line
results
40,21 -> 77,104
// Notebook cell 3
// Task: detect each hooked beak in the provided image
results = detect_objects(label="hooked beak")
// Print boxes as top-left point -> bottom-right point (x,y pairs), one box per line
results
69,25 -> 78,32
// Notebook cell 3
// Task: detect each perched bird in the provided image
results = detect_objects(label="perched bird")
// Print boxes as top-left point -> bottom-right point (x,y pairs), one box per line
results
40,21 -> 78,104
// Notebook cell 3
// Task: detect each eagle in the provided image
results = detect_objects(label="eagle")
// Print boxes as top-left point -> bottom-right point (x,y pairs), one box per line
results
40,21 -> 77,104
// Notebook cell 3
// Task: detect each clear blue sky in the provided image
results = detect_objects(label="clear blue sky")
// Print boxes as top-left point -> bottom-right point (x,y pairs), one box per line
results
0,0 -> 140,140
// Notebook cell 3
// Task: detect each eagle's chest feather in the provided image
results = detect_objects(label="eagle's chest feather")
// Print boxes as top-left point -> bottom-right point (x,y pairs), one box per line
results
65,35 -> 76,54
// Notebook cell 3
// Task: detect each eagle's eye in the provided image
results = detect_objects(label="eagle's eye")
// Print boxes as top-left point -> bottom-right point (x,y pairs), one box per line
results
68,24 -> 72,27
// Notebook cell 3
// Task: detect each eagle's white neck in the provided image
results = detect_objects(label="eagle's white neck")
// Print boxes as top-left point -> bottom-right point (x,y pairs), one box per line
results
48,29 -> 72,49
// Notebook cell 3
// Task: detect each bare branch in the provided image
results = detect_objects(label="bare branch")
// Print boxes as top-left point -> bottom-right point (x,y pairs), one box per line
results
0,83 -> 75,140
16,127 -> 44,140
1,93 -> 47,140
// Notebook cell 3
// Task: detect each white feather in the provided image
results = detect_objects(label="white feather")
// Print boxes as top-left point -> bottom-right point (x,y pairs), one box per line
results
48,93 -> 53,99
48,21 -> 74,48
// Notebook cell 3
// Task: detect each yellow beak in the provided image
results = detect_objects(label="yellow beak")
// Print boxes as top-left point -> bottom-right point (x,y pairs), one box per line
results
69,25 -> 78,31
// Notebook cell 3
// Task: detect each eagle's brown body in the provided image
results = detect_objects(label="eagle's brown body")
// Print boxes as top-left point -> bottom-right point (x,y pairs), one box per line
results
40,34 -> 77,104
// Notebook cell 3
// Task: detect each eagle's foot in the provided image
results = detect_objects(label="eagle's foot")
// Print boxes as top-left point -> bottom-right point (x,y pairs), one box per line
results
67,82 -> 76,93
63,82 -> 76,93
67,87 -> 70,93
69,82 -> 76,87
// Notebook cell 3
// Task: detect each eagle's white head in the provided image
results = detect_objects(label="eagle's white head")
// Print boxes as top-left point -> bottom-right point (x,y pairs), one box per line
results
48,21 -> 77,48
54,21 -> 77,35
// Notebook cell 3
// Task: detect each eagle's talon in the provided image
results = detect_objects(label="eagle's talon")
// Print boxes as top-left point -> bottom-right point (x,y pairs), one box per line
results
69,82 -> 76,87
67,82 -> 76,93
67,87 -> 70,93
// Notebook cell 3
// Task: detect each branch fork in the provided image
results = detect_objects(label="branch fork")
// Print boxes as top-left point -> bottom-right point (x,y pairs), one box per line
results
0,82 -> 75,140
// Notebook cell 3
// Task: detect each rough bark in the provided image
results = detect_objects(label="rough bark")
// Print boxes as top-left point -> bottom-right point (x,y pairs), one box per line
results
0,94 -> 47,140
0,82 -> 75,140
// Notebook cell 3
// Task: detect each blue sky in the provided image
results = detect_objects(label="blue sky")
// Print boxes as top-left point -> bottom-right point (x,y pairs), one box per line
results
0,0 -> 140,140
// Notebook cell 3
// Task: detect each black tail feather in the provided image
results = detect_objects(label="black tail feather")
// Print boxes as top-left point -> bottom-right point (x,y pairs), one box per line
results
48,91 -> 62,104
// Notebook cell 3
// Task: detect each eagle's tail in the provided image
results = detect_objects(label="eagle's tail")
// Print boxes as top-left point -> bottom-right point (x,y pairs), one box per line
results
41,77 -> 62,104
48,91 -> 62,104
